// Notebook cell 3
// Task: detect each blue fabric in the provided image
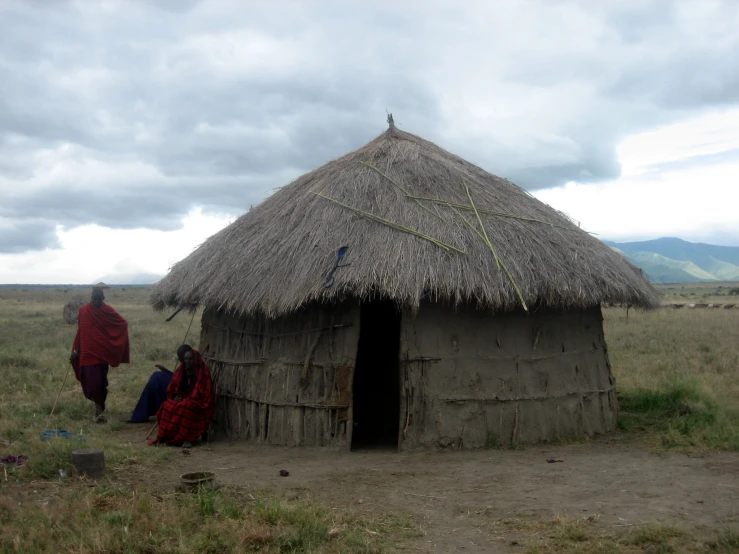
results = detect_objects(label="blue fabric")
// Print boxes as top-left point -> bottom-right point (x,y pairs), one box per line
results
324,245 -> 350,288
40,429 -> 84,441
130,371 -> 174,423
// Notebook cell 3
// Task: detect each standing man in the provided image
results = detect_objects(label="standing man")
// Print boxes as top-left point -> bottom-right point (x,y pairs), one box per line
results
70,284 -> 130,423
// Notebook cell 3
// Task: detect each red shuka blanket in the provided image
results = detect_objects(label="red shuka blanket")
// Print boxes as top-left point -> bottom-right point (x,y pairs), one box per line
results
71,303 -> 130,376
149,349 -> 216,445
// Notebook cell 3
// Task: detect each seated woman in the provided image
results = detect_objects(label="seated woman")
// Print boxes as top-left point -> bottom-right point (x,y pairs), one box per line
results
128,344 -> 192,423
148,345 -> 216,448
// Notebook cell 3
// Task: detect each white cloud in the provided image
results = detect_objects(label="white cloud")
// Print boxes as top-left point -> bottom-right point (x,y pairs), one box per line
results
166,31 -> 318,78
534,108 -> 739,244
618,109 -> 739,177
0,208 -> 232,283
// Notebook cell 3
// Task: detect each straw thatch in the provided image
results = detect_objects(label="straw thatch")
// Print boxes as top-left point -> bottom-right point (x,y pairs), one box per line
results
150,125 -> 658,316
63,295 -> 86,324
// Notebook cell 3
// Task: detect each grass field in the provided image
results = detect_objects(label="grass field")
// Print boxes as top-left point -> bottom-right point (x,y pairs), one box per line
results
0,285 -> 737,552
656,281 -> 739,305
605,288 -> 739,451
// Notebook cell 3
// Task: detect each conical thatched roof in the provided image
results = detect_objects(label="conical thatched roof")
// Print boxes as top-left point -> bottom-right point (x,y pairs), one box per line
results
151,123 -> 659,317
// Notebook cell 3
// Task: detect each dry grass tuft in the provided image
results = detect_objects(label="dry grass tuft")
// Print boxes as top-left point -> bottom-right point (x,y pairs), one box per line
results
501,514 -> 732,553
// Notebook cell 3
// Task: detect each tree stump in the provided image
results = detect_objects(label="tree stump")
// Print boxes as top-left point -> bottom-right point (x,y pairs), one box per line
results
71,449 -> 105,478
180,471 -> 215,493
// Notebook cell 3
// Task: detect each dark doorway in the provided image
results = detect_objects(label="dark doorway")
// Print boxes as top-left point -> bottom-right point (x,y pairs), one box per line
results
351,299 -> 401,450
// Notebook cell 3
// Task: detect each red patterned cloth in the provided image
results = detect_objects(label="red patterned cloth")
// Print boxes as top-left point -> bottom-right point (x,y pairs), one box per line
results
71,302 -> 130,376
149,349 -> 216,446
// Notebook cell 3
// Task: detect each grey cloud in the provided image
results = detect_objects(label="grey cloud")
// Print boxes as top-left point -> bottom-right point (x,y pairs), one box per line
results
0,0 -> 738,252
607,51 -> 739,109
0,219 -> 60,253
448,129 -> 624,189
5,174 -> 270,233
148,0 -> 201,14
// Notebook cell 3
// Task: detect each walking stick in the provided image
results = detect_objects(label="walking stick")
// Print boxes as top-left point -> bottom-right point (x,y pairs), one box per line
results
146,421 -> 159,440
50,364 -> 72,416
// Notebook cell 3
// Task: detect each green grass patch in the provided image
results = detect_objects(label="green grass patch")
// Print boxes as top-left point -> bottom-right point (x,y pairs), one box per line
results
617,379 -> 739,451
23,438 -> 84,479
0,355 -> 38,368
604,305 -> 739,453
485,432 -> 501,449
523,516 -> 736,553
707,528 -> 739,552
0,486 -> 417,553
623,524 -> 685,548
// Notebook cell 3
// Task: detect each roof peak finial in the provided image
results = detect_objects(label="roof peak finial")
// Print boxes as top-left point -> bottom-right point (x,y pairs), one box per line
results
387,112 -> 396,133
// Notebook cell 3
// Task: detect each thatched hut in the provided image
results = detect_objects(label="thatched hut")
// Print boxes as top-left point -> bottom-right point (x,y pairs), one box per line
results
151,119 -> 658,450
63,295 -> 87,324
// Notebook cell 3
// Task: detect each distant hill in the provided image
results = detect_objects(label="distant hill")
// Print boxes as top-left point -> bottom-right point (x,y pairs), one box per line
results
93,273 -> 163,285
605,238 -> 739,283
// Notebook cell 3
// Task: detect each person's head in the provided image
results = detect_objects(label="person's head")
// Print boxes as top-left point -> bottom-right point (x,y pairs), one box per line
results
91,287 -> 105,308
183,349 -> 195,373
176,344 -> 192,363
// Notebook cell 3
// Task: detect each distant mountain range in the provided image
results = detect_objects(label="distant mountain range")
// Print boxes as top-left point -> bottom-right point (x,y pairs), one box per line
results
605,238 -> 739,283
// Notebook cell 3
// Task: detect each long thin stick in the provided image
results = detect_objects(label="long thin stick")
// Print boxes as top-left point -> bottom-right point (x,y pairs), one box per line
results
450,205 -> 488,244
464,182 -> 528,312
359,161 -> 442,219
50,365 -> 72,416
359,161 -> 408,195
465,181 -> 501,270
165,306 -> 185,322
312,192 -> 466,254
146,421 -> 158,440
182,310 -> 196,345
406,195 -> 577,231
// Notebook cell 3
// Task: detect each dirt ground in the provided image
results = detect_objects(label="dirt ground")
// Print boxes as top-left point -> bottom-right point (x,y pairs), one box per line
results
114,430 -> 738,553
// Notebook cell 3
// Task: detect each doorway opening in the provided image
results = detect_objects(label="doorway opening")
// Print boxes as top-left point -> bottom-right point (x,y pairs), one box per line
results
351,298 -> 401,450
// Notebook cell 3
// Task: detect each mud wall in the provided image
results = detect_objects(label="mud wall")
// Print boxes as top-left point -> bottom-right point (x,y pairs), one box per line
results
199,300 -> 360,447
399,302 -> 616,450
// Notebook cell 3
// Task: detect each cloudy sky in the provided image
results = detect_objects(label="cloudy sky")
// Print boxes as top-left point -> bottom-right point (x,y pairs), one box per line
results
1,0 -> 738,283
